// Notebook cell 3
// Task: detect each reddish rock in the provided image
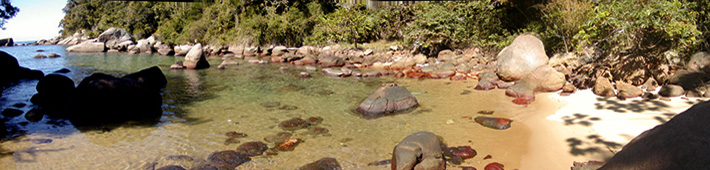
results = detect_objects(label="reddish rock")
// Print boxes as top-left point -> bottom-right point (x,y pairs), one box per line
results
446,146 -> 477,159
474,116 -> 512,130
307,116 -> 323,125
291,56 -> 317,65
484,162 -> 504,170
207,150 -> 250,169
483,155 -> 493,160
319,55 -> 345,68
356,83 -> 418,119
461,166 -> 477,170
278,118 -> 311,131
276,138 -> 302,151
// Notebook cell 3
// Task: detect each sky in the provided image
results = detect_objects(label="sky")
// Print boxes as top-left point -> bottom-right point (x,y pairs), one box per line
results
0,0 -> 66,42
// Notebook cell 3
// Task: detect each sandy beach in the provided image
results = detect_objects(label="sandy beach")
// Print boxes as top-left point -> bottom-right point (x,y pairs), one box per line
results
519,89 -> 706,169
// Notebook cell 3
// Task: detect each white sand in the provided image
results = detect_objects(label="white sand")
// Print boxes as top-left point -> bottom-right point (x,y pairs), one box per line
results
519,89 -> 706,169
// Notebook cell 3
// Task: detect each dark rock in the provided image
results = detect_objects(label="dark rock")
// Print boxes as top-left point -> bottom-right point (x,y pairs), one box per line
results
307,127 -> 329,136
225,132 -> 247,138
207,150 -> 250,170
367,159 -> 392,166
307,116 -> 323,125
236,141 -> 268,156
188,164 -> 219,170
224,138 -> 240,145
496,34 -> 549,81
446,146 -> 477,159
475,72 -> 498,90
356,83 -> 419,119
156,165 -> 186,170
1,108 -> 23,118
54,68 -> 71,74
658,85 -> 685,97
184,43 -> 210,69
599,101 -> 710,170
642,92 -> 659,101
474,116 -> 512,130
34,54 -> 47,58
668,69 -> 710,94
461,166 -> 477,170
12,103 -> 26,108
1,51 -> 43,86
0,38 -> 14,46
279,118 -> 311,131
122,66 -> 168,91
297,157 -> 342,170
24,109 -> 44,122
392,131 -> 445,170
166,155 -> 194,161
593,77 -> 615,97
48,53 -> 61,58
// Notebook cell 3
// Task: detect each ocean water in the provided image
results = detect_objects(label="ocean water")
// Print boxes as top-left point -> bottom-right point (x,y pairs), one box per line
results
0,45 -> 543,169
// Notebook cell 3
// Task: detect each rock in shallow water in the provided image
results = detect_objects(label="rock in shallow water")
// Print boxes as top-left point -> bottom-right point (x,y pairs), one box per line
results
356,83 -> 418,119
484,162 -> 504,170
276,138 -> 302,151
392,131 -> 445,170
474,116 -> 512,130
236,141 -> 268,156
207,150 -> 250,169
279,118 -> 311,131
297,157 -> 342,170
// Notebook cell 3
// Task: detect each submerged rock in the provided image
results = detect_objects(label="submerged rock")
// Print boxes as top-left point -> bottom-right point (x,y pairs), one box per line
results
484,162 -> 504,170
392,131 -> 445,170
236,141 -> 268,156
155,165 -> 186,170
278,118 -> 311,131
297,157 -> 342,170
356,83 -> 418,119
207,150 -> 250,169
276,138 -> 302,151
474,116 -> 512,130
445,146 -> 477,159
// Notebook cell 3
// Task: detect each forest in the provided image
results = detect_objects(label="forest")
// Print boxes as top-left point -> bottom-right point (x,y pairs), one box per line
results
59,0 -> 710,58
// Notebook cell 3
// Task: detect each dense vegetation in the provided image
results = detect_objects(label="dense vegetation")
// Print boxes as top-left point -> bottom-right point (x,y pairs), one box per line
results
0,0 -> 19,29
59,0 -> 710,58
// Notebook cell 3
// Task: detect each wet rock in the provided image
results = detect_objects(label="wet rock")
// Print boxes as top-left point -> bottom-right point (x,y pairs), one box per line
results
505,82 -> 534,101
264,132 -> 292,144
224,138 -> 241,145
484,162 -> 504,170
184,43 -> 210,69
599,101 -> 710,169
307,116 -> 324,125
483,155 -> 493,160
156,165 -> 186,170
48,53 -> 61,58
166,155 -> 194,161
356,83 -> 418,119
54,68 -> 70,74
392,131 -> 445,170
291,56 -> 317,66
207,150 -> 250,169
279,105 -> 298,110
658,85 -> 684,97
474,116 -> 512,130
446,146 -> 477,159
496,34 -> 549,81
170,61 -> 185,69
236,141 -> 268,156
34,54 -> 47,58
260,101 -> 281,108
307,127 -> 329,136
461,166 -> 477,170
278,118 -> 311,131
216,60 -> 239,69
24,109 -> 44,122
593,77 -> 615,97
616,81 -> 643,99
322,68 -> 347,77
1,108 -> 23,118
297,157 -> 342,170
276,138 -> 302,151
12,103 -> 26,108
475,72 -> 498,90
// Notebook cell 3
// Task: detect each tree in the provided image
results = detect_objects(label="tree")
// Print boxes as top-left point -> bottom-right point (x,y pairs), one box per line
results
0,0 -> 19,30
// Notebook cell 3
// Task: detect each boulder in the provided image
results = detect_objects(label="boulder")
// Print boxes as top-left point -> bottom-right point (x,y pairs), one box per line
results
154,42 -> 174,56
183,43 -> 210,69
297,46 -> 318,56
207,150 -> 251,170
319,55 -> 345,68
31,74 -> 75,107
174,44 -> 193,56
516,65 -> 566,92
599,101 -> 710,169
669,69 -> 710,95
57,30 -> 90,45
227,44 -> 245,55
97,28 -> 134,50
593,77 -> 615,97
0,38 -> 14,46
297,157 -> 342,170
69,67 -> 166,125
1,51 -> 44,86
475,72 -> 499,90
66,40 -> 106,52
496,34 -> 549,81
686,52 -> 710,73
658,85 -> 684,97
392,131 -> 445,170
616,81 -> 643,99
356,83 -> 418,119
135,38 -> 153,53
271,46 -> 288,56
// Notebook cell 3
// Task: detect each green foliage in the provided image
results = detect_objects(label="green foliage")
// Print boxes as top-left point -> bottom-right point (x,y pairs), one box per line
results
0,0 -> 19,29
573,0 -> 701,58
539,0 -> 595,53
307,4 -> 380,46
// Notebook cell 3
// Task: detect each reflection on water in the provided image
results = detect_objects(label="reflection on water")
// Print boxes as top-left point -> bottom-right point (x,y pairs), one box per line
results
0,45 -> 545,169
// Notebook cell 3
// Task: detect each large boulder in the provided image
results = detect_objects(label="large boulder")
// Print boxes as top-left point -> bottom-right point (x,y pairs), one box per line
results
97,27 -> 135,50
599,101 -> 710,169
392,131 -> 445,170
174,44 -> 193,56
516,65 -> 566,92
57,30 -> 89,45
356,83 -> 418,119
66,40 -> 106,52
0,51 -> 44,86
318,55 -> 345,68
0,38 -> 14,46
69,66 -> 166,125
31,74 -> 75,107
496,34 -> 549,81
593,77 -> 615,97
183,43 -> 210,69
135,37 -> 155,53
154,42 -> 174,56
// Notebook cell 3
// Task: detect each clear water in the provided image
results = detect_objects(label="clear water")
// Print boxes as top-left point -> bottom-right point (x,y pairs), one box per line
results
0,45 -> 548,169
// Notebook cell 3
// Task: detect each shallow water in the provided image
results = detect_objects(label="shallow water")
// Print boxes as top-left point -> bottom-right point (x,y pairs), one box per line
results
0,45 -> 554,169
